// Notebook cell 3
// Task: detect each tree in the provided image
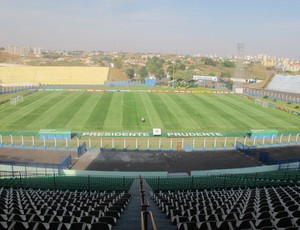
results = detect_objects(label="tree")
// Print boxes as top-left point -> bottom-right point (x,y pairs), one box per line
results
113,57 -> 123,69
187,64 -> 196,70
178,63 -> 186,71
222,60 -> 236,68
203,58 -> 217,66
138,66 -> 148,79
146,56 -> 165,79
125,68 -> 135,79
156,68 -> 165,79
226,80 -> 233,90
167,62 -> 186,77
182,69 -> 194,81
167,65 -> 175,76
220,71 -> 232,79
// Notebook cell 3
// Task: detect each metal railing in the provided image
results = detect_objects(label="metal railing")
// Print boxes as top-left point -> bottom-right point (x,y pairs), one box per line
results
140,175 -> 157,230
141,211 -> 157,230
1,133 -> 299,152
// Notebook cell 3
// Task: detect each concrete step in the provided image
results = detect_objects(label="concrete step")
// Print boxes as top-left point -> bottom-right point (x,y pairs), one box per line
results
114,179 -> 141,230
115,178 -> 176,230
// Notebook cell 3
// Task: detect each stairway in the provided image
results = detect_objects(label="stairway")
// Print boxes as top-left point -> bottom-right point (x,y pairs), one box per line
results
114,178 -> 176,230
114,178 -> 141,230
144,180 -> 177,230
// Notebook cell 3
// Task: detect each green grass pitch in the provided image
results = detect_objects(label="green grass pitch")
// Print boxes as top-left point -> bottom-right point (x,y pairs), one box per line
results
0,91 -> 299,132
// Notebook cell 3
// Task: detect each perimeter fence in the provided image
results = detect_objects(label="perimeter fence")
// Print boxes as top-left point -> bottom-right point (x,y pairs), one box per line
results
0,133 -> 299,152
0,155 -> 72,176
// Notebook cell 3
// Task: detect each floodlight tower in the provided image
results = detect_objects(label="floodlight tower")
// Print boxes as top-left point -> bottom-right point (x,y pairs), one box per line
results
234,43 -> 245,79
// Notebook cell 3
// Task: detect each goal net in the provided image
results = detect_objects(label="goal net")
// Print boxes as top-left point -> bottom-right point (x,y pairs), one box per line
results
255,99 -> 268,108
10,95 -> 24,105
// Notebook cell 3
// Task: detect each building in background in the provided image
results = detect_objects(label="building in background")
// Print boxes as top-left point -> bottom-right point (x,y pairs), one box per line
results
4,45 -> 42,57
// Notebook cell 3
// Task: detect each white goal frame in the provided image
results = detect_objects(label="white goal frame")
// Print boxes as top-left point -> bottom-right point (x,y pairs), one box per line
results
10,95 -> 24,105
255,99 -> 268,108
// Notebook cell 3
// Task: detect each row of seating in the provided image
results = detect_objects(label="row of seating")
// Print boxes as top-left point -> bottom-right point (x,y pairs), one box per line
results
0,188 -> 130,211
146,171 -> 299,192
0,187 -> 131,230
151,186 -> 300,229
0,176 -> 134,192
0,220 -> 111,230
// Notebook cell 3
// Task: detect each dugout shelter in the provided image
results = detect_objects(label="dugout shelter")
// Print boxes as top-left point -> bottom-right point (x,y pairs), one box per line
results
250,129 -> 278,139
39,129 -> 72,140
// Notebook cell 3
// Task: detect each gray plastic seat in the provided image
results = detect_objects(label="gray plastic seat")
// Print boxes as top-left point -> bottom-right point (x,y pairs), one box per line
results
90,222 -> 112,230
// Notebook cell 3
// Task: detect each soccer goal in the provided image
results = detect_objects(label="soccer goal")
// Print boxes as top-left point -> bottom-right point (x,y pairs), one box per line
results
255,99 -> 268,108
10,95 -> 24,105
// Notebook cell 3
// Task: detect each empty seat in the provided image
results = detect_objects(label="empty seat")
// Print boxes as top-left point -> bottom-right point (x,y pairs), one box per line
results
177,221 -> 198,230
172,215 -> 189,225
30,222 -> 48,230
80,216 -> 97,224
255,218 -> 274,229
0,214 -> 8,222
48,222 -> 69,230
94,205 -> 108,212
61,215 -> 76,224
292,210 -> 300,218
8,214 -> 28,222
206,214 -> 220,222
51,215 -> 62,222
274,211 -> 289,219
105,210 -> 120,219
197,221 -> 217,230
189,214 -> 206,223
256,211 -> 271,220
238,212 -> 255,221
170,209 -> 182,220
72,210 -> 85,218
274,217 -> 294,228
99,216 -> 117,226
9,208 -> 25,215
68,222 -> 90,230
288,204 -> 299,212
236,219 -> 256,229
65,205 -> 76,212
108,206 -> 123,214
90,222 -> 112,230
257,206 -> 270,213
222,213 -> 238,222
88,210 -> 103,218
7,221 -> 28,230
217,220 -> 235,230
272,205 -> 285,213
56,209 -> 67,216
0,209 -> 8,215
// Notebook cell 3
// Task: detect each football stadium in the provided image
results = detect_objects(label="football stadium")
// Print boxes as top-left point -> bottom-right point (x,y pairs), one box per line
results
1,66 -> 300,230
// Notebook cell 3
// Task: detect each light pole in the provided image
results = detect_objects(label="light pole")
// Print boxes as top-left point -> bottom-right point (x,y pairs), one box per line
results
172,62 -> 175,89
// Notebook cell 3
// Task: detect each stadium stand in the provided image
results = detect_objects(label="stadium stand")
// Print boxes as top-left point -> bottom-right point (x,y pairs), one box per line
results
0,169 -> 300,229
0,66 -> 109,85
0,187 -> 131,230
151,185 -> 300,229
266,74 -> 300,94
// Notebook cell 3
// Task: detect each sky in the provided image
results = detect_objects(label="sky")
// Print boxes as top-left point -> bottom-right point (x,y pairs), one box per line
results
1,0 -> 300,59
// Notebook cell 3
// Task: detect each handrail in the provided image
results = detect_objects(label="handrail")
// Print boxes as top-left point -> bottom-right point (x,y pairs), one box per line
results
141,211 -> 157,230
139,175 -> 150,210
140,190 -> 150,210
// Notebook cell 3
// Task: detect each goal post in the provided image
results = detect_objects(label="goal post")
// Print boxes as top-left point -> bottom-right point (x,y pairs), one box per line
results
255,99 -> 268,108
10,95 -> 24,105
